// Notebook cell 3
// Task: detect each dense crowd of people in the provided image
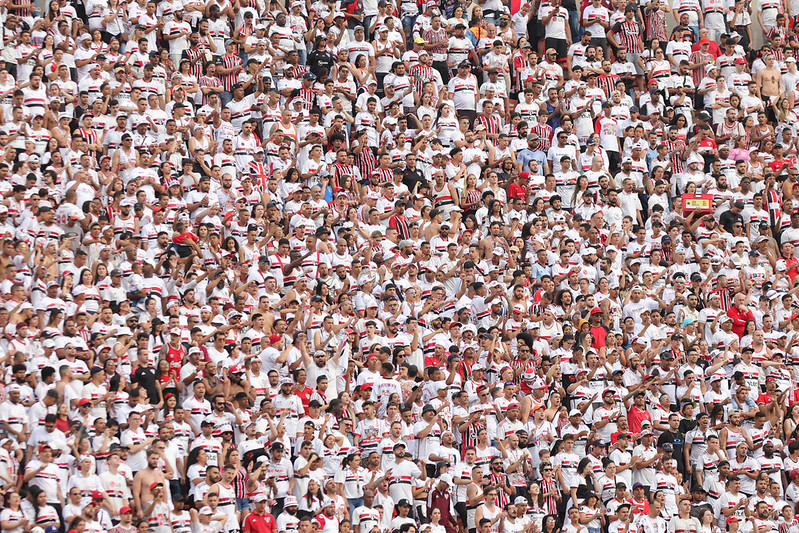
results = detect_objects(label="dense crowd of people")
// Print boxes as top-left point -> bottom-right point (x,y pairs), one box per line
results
3,0 -> 799,532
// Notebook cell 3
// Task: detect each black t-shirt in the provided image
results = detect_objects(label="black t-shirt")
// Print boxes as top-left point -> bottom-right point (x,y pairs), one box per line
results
132,365 -> 159,404
690,502 -> 713,520
657,430 -> 686,472
719,209 -> 744,234
402,168 -> 429,194
679,418 -> 697,435
307,50 -> 336,78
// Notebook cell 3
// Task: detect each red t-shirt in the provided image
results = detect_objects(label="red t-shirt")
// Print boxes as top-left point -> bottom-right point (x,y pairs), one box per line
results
768,157 -> 796,175
243,512 -> 277,533
508,182 -> 528,201
627,405 -> 652,434
727,306 -> 755,338
295,385 -> 314,415
173,231 -> 199,244
631,496 -> 650,516
785,256 -> 799,283
757,392 -> 778,405
590,325 -> 608,350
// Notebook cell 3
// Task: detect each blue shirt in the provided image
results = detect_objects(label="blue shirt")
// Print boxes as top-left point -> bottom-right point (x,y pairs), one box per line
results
517,149 -> 548,174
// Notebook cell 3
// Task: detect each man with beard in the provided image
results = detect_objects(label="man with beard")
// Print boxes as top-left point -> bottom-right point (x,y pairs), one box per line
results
728,442 -> 759,498
658,414 -> 687,478
758,441 -> 784,492
750,501 -> 776,532
132,450 -> 168,519
497,497 -> 526,533
315,499 -> 340,533
670,499 -> 701,533
388,442 -> 424,503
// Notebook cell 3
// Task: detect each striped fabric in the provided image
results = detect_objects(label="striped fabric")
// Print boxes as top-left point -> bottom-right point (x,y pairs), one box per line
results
199,75 -> 222,105
614,20 -> 643,54
219,54 -> 242,91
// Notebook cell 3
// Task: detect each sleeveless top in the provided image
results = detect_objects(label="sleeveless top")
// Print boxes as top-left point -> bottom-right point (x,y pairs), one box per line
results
725,427 -> 745,456
433,183 -> 455,208
466,483 -> 484,529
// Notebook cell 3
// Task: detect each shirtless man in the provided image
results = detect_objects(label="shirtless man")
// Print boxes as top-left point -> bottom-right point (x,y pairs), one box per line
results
132,449 -> 167,520
756,54 -> 784,106
480,221 -> 507,258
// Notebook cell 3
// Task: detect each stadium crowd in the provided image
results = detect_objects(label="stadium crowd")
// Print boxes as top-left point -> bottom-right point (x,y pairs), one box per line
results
5,0 -> 799,531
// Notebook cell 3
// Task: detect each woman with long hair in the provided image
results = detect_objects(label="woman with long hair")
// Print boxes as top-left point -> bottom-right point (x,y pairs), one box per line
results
577,492 -> 605,533
41,139 -> 65,172
299,478 -> 323,517
102,0 -> 127,39
541,514 -> 561,533
460,174 -> 482,218
346,54 -> 376,90
525,484 -> 547,530
222,448 -> 250,524
447,4 -> 468,29
483,199 -> 508,232
3,492 -> 38,531
37,34 -> 57,73
435,103 -> 459,148
672,114 -> 690,140
570,175 -> 591,211
156,359 -> 182,401
338,175 -> 360,205
752,111 -> 775,148
186,447 -> 209,499
775,96 -> 799,130
90,262 -> 110,295
417,92 -> 437,123
43,0 -> 64,29
784,403 -> 799,441
24,486 -> 60,529
739,319 -> 758,348
646,48 -> 671,91
728,93 -> 744,122
427,507 -> 447,533
55,403 -> 70,433
68,517 -> 86,533
336,452 -> 368,516
147,317 -> 168,357
89,29 -> 108,54
158,392 -> 179,423
462,214 -> 484,245
175,60 -> 199,97
73,268 -> 102,315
